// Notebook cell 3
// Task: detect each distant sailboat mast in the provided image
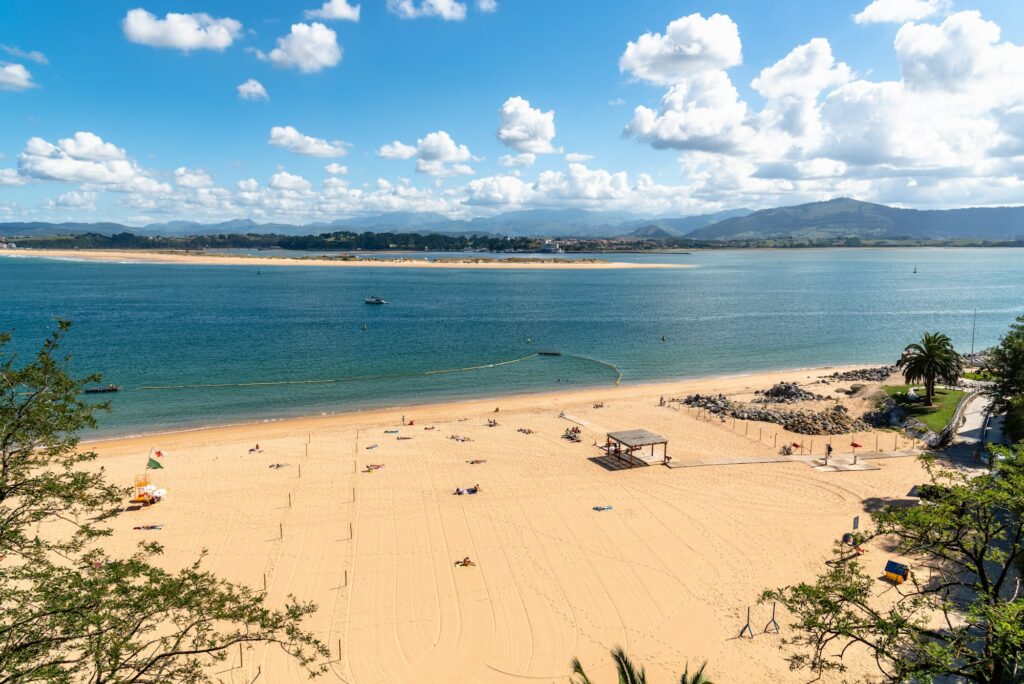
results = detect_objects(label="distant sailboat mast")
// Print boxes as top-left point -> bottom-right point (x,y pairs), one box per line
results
364,272 -> 387,305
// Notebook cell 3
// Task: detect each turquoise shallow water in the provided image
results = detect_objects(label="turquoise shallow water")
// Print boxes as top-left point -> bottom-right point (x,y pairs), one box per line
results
2,248 -> 1021,437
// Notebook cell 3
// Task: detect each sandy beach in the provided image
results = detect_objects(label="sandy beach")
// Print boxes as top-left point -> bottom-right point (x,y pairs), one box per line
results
1,249 -> 689,269
87,365 -> 926,683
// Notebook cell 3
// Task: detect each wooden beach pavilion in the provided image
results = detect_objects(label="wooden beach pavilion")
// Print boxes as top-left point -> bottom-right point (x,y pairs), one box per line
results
605,429 -> 668,468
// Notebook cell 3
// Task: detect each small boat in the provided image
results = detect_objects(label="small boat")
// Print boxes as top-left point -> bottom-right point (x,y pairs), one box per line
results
538,351 -> 562,356
85,384 -> 121,394
913,265 -> 917,274
364,272 -> 387,305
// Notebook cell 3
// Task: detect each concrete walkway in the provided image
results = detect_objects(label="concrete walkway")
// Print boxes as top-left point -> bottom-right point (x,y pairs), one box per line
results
946,392 -> 1006,463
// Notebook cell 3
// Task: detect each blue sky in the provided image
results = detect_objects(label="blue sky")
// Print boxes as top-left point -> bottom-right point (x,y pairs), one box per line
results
2,0 -> 1024,224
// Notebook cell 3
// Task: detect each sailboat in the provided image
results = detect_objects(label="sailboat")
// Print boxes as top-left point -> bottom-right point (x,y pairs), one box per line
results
364,272 -> 387,305
913,265 -> 917,274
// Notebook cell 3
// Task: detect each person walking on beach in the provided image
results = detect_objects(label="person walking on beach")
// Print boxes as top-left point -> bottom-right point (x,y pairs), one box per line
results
826,443 -> 833,462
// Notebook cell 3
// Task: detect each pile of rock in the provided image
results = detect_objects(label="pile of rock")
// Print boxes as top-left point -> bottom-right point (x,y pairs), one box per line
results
682,393 -> 731,415
753,382 -> 825,404
821,366 -> 896,383
731,404 -> 867,435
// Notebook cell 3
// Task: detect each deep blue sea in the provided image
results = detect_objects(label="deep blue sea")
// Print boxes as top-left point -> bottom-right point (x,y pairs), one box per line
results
2,248 -> 1021,437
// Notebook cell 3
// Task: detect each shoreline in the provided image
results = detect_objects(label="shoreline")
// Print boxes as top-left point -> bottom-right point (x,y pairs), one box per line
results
82,362 -> 882,448
1,249 -> 689,269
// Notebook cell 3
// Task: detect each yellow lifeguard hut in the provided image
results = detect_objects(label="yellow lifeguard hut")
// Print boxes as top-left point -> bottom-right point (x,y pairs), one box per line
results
130,474 -> 159,506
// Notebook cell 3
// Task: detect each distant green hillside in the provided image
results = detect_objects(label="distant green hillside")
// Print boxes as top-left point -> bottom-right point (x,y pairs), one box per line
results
687,198 -> 1024,241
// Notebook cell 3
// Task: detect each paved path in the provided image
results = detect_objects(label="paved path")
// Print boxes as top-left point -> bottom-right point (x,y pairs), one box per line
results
946,392 -> 1006,463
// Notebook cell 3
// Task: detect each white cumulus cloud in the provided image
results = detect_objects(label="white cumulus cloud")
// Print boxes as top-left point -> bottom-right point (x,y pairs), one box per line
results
853,0 -> 950,25
477,0 -> 498,12
625,70 -> 754,152
0,168 -> 26,186
499,153 -> 536,167
325,163 -> 349,175
269,171 -> 313,193
122,9 -> 242,52
44,190 -> 97,210
0,63 -> 36,91
269,126 -> 349,157
497,96 -> 558,154
387,0 -> 467,21
174,167 -> 214,188
378,141 -> 418,159
18,132 -> 171,194
378,131 -> 475,175
306,0 -> 361,21
260,22 -> 341,73
619,13 -> 742,86
565,152 -> 593,162
237,78 -> 268,101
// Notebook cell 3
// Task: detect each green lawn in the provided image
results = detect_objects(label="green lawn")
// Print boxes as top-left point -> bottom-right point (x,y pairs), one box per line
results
962,371 -> 997,381
884,385 -> 967,433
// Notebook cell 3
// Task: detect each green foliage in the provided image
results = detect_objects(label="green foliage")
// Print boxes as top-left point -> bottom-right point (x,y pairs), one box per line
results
884,385 -> 966,433
897,331 -> 963,405
764,448 -> 1024,683
1005,396 -> 1024,445
679,660 -> 713,684
0,323 -> 328,683
14,230 -> 541,253
0,320 -> 121,561
987,315 -> 1024,413
570,648 -> 713,684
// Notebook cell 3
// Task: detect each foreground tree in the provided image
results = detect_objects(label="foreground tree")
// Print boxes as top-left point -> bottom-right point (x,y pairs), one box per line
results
570,647 -> 713,684
1,322 -> 328,682
764,448 -> 1024,682
897,331 -> 963,405
987,314 -> 1024,412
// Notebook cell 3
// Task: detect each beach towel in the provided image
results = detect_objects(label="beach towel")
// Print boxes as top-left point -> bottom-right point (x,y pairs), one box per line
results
385,430 -> 399,434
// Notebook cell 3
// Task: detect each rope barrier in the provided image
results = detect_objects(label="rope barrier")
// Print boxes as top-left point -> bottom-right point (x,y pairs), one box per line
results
563,354 -> 623,385
129,350 -> 624,392
135,353 -> 541,392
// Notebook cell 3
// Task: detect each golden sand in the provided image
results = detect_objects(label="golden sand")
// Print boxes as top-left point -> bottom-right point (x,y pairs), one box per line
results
88,366 -> 922,683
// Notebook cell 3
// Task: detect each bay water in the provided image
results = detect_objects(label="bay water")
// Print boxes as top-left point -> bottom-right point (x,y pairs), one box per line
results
2,248 -> 1021,437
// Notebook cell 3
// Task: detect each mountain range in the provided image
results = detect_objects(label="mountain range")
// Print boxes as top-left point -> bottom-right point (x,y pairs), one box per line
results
2,199 -> 1024,241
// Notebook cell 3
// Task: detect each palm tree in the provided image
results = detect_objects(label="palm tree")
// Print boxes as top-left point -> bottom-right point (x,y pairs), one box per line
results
897,331 -> 963,405
571,647 -> 712,684
680,660 -> 713,684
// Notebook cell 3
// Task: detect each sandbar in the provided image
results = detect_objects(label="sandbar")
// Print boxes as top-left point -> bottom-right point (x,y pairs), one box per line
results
1,249 -> 690,269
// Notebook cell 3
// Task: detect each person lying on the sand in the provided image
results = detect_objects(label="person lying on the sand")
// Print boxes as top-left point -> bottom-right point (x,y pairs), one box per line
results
455,557 -> 475,567
454,487 -> 466,495
364,464 -> 384,472
467,459 -> 487,464
133,524 -> 163,530
268,463 -> 290,469
366,443 -> 379,450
